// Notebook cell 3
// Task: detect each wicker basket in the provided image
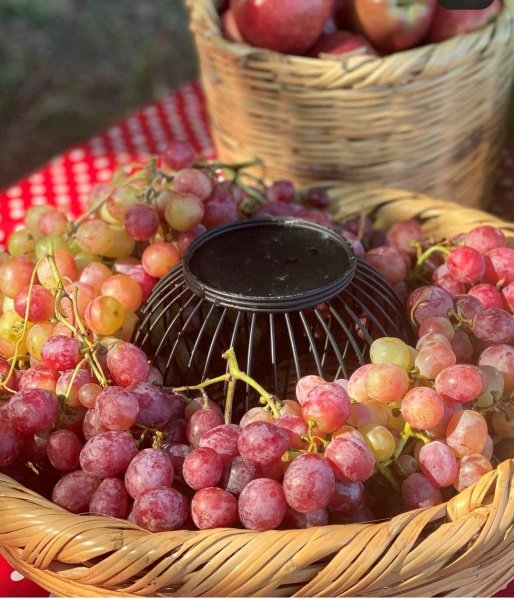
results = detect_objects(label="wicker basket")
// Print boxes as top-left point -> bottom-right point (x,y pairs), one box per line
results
0,186 -> 514,597
187,0 -> 514,208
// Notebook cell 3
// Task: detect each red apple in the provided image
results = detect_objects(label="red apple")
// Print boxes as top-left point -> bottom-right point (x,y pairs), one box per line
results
308,30 -> 377,57
221,9 -> 245,43
352,0 -> 437,52
427,1 -> 501,43
230,0 -> 335,55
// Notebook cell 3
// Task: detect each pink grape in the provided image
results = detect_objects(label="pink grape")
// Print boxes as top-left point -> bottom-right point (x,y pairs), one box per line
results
96,386 -> 140,431
485,247 -> 514,285
426,402 -> 462,439
198,424 -> 241,463
133,486 -> 188,532
401,387 -> 445,430
173,168 -> 213,201
464,225 -> 506,254
446,246 -> 485,284
56,369 -> 93,408
124,204 -> 160,241
127,382 -> 173,428
418,441 -> 458,488
239,407 -> 274,428
79,431 -> 138,478
257,200 -> 303,218
177,224 -> 207,256
469,283 -> 505,310
41,336 -> 82,371
8,388 -> 58,434
283,453 -> 335,513
325,436 -> 375,483
284,507 -> 328,528
182,447 -> 223,490
305,187 -> 330,209
124,448 -> 174,499
278,399 -> 303,417
187,408 -> 224,448
266,179 -> 296,203
14,284 -> 54,322
275,415 -> 308,449
295,375 -> 325,404
478,344 -> 514,391
0,418 -> 23,467
415,342 -> 456,379
502,282 -> 514,313
237,422 -> 289,466
416,332 -> 452,350
19,366 -> 59,393
347,403 -> 372,429
162,419 -> 187,444
257,459 -> 285,481
408,286 -> 453,325
161,442 -> 192,472
347,364 -> 373,402
302,382 -> 350,433
142,242 -> 180,278
434,364 -> 486,404
454,454 -> 493,493
473,308 -> 514,344
184,396 -> 222,420
365,246 -> 408,285
327,480 -> 365,515
46,429 -> 83,471
401,473 -> 442,510
418,316 -> 454,341
202,196 -> 239,228
106,342 -> 150,387
191,487 -> 238,529
89,477 -> 130,519
365,363 -> 410,403
432,264 -> 466,297
386,219 -> 424,256
446,410 -> 488,457
78,382 -> 102,409
238,478 -> 286,530
453,294 -> 485,321
451,331 -> 474,363
161,140 -> 195,170
126,265 -> 157,302
0,256 -> 35,299
82,408 -> 109,440
221,456 -> 258,495
52,470 -> 101,513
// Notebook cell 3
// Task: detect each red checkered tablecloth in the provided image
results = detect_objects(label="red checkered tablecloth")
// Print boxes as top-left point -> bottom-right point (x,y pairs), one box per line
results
0,80 -> 513,597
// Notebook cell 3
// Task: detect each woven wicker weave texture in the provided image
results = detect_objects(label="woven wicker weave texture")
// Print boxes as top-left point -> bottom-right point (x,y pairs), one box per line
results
0,187 -> 513,597
188,0 -> 514,209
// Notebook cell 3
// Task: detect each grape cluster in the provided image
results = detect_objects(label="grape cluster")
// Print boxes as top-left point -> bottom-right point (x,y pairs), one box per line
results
0,142 -> 512,532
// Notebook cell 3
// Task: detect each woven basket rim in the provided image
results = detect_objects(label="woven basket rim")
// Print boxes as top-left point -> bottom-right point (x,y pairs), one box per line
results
187,0 -> 514,72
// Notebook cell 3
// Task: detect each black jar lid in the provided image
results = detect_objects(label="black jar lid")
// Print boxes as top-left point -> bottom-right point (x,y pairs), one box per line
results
182,217 -> 357,313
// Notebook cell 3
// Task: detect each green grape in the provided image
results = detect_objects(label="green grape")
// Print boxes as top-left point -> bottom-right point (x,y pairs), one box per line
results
25,205 -> 53,234
77,220 -> 115,256
0,310 -> 32,344
35,236 -> 68,260
102,227 -> 136,259
369,337 -> 411,371
359,423 -> 396,462
8,228 -> 37,257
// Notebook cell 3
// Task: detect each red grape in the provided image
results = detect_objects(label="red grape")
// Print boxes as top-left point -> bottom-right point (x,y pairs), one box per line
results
19,366 -> 59,393
0,257 -> 35,299
237,422 -> 289,466
485,247 -> 514,285
82,408 -> 110,440
295,375 -> 326,404
14,284 -> 54,322
401,387 -> 444,430
106,342 -> 150,387
56,369 -> 93,408
275,415 -> 308,450
47,429 -> 83,471
453,454 -> 493,492
126,382 -> 173,429
133,486 -> 188,532
41,336 -> 82,371
173,168 -> 213,201
325,436 -> 375,483
8,388 -> 58,434
182,447 -> 223,490
191,487 -> 238,529
266,179 -> 295,204
125,448 -> 174,499
285,507 -> 328,528
89,477 -> 130,519
187,408 -> 224,448
418,441 -> 458,488
365,246 -> 408,285
221,456 -> 258,495
238,478 -> 286,531
408,286 -> 453,325
161,140 -> 195,170
446,246 -> 485,284
161,442 -> 192,472
283,453 -> 335,513
79,431 -> 138,478
401,472 -> 442,510
327,480 -> 365,515
434,364 -> 486,404
386,219 -> 424,256
96,386 -> 140,431
446,410 -> 488,457
473,308 -> 514,344
199,424 -> 241,463
464,225 -> 506,254
0,418 -> 23,467
301,382 -> 350,433
468,283 -> 505,310
142,242 -> 180,278
52,470 -> 101,513
478,344 -> 514,391
124,204 -> 160,241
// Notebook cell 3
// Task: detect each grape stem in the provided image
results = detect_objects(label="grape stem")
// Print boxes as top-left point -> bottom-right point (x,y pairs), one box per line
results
69,194 -> 110,234
394,423 -> 430,459
171,347 -> 280,424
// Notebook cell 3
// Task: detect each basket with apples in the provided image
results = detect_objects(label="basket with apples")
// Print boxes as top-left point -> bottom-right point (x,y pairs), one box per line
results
0,145 -> 513,596
188,0 -> 514,208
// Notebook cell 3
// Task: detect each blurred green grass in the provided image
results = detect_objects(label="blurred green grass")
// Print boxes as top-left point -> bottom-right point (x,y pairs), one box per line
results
0,0 -> 198,188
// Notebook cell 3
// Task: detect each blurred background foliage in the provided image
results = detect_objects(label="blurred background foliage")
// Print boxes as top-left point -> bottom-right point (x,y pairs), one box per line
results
0,0 -> 198,188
